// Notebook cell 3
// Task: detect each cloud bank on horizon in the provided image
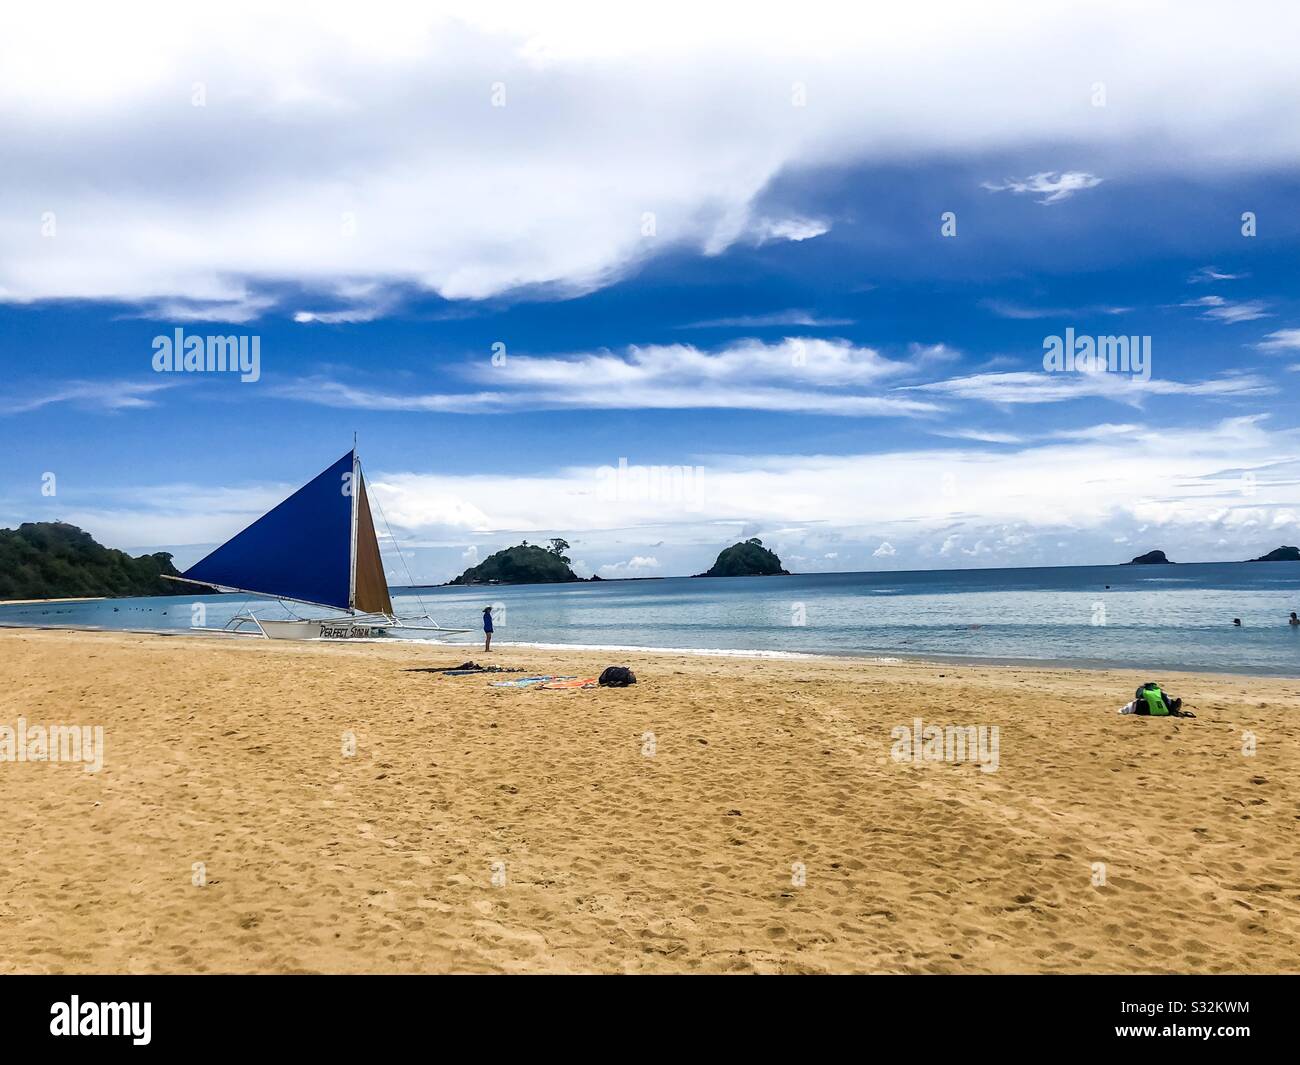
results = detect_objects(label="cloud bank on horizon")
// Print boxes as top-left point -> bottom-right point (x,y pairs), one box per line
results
2,1 -> 1299,579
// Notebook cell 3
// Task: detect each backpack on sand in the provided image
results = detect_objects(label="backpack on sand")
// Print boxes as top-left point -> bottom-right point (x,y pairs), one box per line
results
1134,682 -> 1193,717
598,666 -> 636,687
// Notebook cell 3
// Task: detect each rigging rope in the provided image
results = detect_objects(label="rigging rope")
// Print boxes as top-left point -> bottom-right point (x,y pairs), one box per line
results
360,459 -> 430,617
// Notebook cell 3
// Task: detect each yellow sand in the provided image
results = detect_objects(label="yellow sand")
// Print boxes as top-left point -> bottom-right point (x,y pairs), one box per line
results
1,627 -> 1297,974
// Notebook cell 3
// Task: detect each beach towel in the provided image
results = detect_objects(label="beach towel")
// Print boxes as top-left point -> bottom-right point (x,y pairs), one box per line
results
490,675 -> 575,688
540,677 -> 598,690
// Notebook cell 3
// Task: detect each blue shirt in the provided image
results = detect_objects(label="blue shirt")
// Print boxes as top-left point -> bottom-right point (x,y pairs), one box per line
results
483,613 -> 493,633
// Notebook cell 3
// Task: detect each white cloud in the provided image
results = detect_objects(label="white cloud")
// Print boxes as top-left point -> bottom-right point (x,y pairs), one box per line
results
980,171 -> 1103,204
293,308 -> 386,324
598,555 -> 660,576
1181,296 -> 1270,323
271,337 -> 944,417
750,217 -> 830,243
0,379 -> 177,414
679,310 -> 854,329
145,295 -> 277,324
245,418 -> 1300,538
931,428 -> 1024,444
39,415 -> 1300,571
4,3 -> 1300,313
259,336 -> 1277,417
1189,266 -> 1247,284
911,369 -> 1271,406
366,478 -> 497,532
981,299 -> 1131,320
1258,329 -> 1300,352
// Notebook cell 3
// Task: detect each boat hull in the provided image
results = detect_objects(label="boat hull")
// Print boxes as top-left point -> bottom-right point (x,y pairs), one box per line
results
256,619 -> 390,641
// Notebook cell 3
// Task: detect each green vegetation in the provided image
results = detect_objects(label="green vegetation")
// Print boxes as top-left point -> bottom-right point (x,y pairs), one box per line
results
696,538 -> 789,577
447,540 -> 581,585
1248,546 -> 1300,562
1126,549 -> 1173,565
0,522 -> 203,600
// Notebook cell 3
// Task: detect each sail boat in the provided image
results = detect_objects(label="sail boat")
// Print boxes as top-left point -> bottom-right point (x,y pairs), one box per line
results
167,447 -> 470,641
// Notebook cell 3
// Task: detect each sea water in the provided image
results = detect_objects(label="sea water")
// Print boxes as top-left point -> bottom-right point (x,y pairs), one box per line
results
3,562 -> 1299,676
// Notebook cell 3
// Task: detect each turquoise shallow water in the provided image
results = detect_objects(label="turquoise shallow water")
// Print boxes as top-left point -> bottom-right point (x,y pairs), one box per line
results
3,562 -> 1300,676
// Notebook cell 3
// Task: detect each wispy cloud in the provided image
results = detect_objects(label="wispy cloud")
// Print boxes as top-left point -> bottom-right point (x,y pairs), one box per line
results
126,295 -> 276,324
293,284 -> 402,323
0,379 -> 176,415
912,369 -> 1271,406
981,171 -> 1102,204
679,310 -> 854,329
1189,266 -> 1247,284
1257,329 -> 1300,352
1180,295 -> 1270,323
930,428 -> 1025,444
272,338 -> 943,418
750,217 -> 830,243
293,308 -> 386,324
981,299 -> 1130,320
265,331 -> 1276,421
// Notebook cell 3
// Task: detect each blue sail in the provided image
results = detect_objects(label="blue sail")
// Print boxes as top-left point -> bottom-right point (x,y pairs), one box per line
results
182,451 -> 355,609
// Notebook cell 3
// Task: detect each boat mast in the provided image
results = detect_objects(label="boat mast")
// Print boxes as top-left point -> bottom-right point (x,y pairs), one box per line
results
347,432 -> 359,613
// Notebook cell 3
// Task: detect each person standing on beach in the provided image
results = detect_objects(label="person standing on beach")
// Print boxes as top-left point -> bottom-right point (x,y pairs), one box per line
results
483,606 -> 494,651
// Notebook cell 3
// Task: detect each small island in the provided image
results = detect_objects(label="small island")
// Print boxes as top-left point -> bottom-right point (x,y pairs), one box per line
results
446,539 -> 583,585
0,521 -> 209,600
1126,549 -> 1174,565
694,538 -> 790,577
1248,546 -> 1300,562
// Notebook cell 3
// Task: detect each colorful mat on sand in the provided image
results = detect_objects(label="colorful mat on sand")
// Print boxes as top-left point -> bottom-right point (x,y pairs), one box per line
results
490,675 -> 575,688
539,677 -> 598,690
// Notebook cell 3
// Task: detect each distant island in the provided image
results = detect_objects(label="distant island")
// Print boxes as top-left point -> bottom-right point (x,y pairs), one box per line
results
1126,549 -> 1174,565
1124,545 -> 1300,565
694,538 -> 790,578
0,521 -> 210,600
446,539 -> 586,585
1249,546 -> 1300,562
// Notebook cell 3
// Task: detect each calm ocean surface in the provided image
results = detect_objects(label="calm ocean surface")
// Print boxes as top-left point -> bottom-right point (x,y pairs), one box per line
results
4,562 -> 1300,676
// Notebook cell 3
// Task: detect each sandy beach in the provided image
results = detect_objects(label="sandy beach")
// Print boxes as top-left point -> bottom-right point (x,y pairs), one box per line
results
1,627 -> 1297,974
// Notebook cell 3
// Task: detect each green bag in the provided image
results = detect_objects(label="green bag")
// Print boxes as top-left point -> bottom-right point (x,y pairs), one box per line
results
1138,683 -> 1169,717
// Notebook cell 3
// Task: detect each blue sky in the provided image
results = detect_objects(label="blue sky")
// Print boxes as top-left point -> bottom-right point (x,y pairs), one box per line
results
3,4 -> 1300,581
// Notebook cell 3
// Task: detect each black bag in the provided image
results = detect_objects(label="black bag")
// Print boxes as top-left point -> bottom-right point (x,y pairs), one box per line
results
598,666 -> 636,687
